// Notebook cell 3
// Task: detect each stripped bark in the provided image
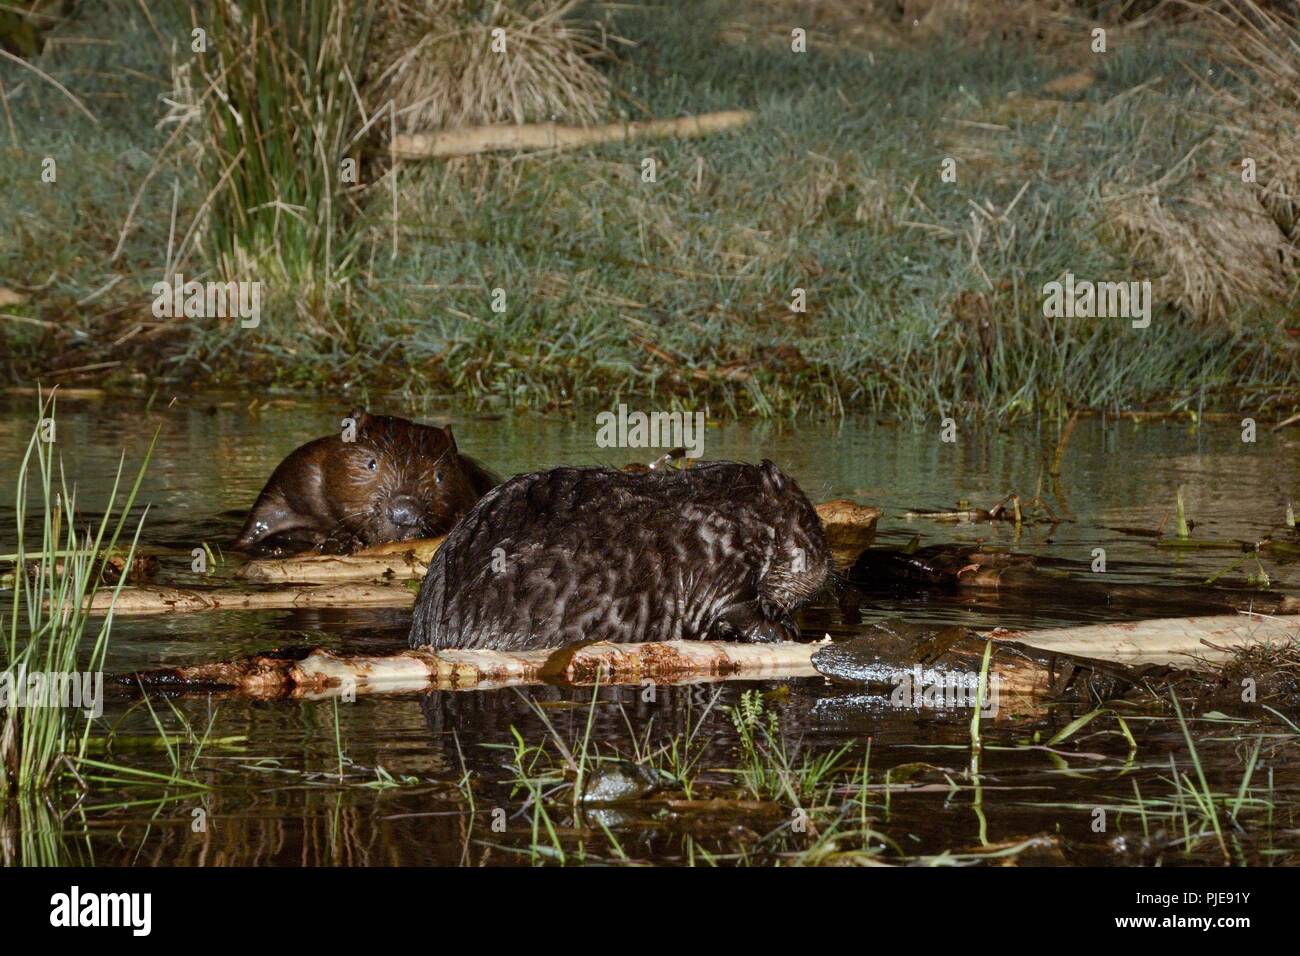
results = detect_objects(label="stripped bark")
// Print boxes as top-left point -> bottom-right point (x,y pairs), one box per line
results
389,110 -> 754,160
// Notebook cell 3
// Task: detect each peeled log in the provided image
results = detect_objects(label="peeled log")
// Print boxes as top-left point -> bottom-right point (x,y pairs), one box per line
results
123,638 -> 1046,702
116,615 -> 1300,704
88,581 -> 415,615
127,640 -> 821,699
989,613 -> 1300,667
238,538 -> 444,585
390,110 -> 754,160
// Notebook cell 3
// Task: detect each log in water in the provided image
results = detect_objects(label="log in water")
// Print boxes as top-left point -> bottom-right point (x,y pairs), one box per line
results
126,640 -> 826,700
121,614 -> 1299,702
992,612 -> 1300,667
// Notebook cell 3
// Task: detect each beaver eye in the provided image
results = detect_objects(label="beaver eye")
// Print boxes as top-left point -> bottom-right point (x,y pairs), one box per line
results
367,459 -> 378,472
434,469 -> 443,483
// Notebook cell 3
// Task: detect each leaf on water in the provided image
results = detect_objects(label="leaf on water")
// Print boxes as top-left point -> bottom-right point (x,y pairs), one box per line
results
1046,708 -> 1105,746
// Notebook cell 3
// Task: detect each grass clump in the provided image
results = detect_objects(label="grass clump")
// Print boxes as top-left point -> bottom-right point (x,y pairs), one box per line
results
183,0 -> 380,333
1101,2 -> 1300,325
370,0 -> 613,133
0,395 -> 154,794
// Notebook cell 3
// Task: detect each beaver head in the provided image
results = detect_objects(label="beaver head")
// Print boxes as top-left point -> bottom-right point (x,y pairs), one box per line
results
323,411 -> 487,545
234,410 -> 498,556
753,459 -> 832,614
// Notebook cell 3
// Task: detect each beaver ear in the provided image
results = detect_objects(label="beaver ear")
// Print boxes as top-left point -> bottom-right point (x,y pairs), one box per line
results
345,409 -> 370,433
760,459 -> 788,493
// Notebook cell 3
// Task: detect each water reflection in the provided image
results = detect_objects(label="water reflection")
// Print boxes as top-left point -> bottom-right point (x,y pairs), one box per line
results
1,395 -> 1298,865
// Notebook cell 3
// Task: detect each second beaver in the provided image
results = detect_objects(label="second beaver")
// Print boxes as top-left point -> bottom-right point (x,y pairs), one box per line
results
233,411 -> 499,557
408,460 -> 831,650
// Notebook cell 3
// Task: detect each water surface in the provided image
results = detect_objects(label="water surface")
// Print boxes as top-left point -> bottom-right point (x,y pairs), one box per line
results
2,394 -> 1297,866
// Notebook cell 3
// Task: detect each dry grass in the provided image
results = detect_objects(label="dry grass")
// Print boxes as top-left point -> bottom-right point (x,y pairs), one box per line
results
902,0 -> 1086,43
1198,636 -> 1300,706
369,0 -> 613,134
1207,0 -> 1300,240
1101,2 -> 1300,324
722,0 -> 1093,50
1105,179 -> 1294,323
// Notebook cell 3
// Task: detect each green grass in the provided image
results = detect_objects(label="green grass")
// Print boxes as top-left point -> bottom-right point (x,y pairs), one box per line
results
190,0 -> 379,317
1,393 -> 154,794
0,0 -> 1296,418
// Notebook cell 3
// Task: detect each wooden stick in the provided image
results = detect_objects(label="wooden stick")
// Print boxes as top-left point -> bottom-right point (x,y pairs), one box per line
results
122,638 -> 1047,702
238,537 -> 444,585
115,614 -> 1300,704
1272,411 -> 1300,432
126,640 -> 821,699
990,613 -> 1300,667
89,581 -> 415,615
389,110 -> 754,160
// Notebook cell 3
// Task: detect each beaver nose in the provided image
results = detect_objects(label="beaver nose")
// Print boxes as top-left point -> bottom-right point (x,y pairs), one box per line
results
387,496 -> 423,528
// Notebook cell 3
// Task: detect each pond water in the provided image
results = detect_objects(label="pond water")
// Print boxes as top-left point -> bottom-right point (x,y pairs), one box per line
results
1,394 -> 1298,866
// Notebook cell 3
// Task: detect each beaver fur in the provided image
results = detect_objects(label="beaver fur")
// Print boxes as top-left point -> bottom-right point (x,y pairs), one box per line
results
409,459 -> 830,650
234,411 -> 498,557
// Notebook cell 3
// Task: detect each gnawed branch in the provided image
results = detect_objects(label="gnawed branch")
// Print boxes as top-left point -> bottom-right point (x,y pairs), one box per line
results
123,637 -> 1047,702
120,614 -> 1296,703
991,612 -> 1300,667
389,110 -> 754,160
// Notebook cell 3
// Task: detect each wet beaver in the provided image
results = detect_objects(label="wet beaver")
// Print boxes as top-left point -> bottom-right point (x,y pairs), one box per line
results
233,411 -> 499,557
408,459 -> 831,651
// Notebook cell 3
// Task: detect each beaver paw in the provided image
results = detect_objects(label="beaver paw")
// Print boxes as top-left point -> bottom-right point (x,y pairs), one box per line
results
739,617 -> 799,644
715,601 -> 799,643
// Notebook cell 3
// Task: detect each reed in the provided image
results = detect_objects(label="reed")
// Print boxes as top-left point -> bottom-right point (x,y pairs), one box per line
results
0,394 -> 154,795
186,0 -> 380,333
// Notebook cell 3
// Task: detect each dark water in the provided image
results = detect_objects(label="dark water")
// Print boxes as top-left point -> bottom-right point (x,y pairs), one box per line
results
2,394 -> 1299,866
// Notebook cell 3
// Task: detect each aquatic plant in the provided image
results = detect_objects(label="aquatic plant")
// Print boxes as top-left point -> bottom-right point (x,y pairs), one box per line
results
0,396 -> 154,794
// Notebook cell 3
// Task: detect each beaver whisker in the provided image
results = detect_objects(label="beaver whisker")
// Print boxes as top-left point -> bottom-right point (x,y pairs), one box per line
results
320,509 -> 377,545
822,565 -> 851,594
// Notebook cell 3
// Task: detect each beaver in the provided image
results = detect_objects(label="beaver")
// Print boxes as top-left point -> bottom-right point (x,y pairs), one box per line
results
408,459 -> 831,651
233,410 -> 499,557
